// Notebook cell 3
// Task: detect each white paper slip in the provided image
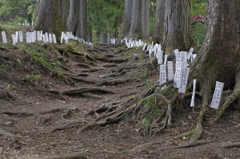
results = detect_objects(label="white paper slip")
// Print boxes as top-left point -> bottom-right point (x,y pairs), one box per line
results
12,34 -> 16,45
187,47 -> 194,60
159,65 -> 167,85
142,43 -> 146,51
167,61 -> 174,81
1,31 -> 7,43
210,81 -> 224,109
49,33 -> 52,43
156,48 -> 163,64
164,55 -> 168,66
180,51 -> 188,68
53,34 -> 57,44
19,31 -> 23,42
174,50 -> 181,88
178,67 -> 190,93
190,79 -> 197,107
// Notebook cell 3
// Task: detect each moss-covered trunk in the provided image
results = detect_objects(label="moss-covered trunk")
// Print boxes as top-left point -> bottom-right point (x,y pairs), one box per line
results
188,0 -> 240,143
191,0 -> 240,92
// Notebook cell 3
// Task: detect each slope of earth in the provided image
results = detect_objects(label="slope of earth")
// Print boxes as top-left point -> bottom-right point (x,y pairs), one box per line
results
0,41 -> 239,159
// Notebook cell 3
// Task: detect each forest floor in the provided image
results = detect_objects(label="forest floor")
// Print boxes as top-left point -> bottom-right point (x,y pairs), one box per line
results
0,40 -> 240,159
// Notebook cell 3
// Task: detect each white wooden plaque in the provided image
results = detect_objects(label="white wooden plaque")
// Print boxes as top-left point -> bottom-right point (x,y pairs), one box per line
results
15,31 -> 19,43
49,33 -> 52,43
159,65 -> 167,85
60,32 -> 64,44
156,48 -> 163,64
174,49 -> 181,88
178,67 -> 190,93
210,81 -> 224,109
167,61 -> 174,81
42,35 -> 46,43
19,31 -> 23,42
45,33 -> 49,42
1,31 -> 7,43
53,34 -> 57,44
187,47 -> 194,60
180,51 -> 188,68
190,79 -> 197,107
12,34 -> 16,45
142,43 -> 146,51
164,55 -> 168,66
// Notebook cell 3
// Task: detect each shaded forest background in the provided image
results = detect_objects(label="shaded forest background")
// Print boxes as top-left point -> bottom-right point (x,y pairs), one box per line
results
0,0 -> 207,45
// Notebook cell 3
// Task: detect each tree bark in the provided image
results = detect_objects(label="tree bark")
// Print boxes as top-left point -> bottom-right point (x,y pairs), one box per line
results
187,0 -> 240,143
80,0 -> 87,40
100,32 -> 107,44
67,0 -> 79,34
154,0 -> 165,43
129,0 -> 142,39
34,0 -> 63,37
141,0 -> 150,38
192,0 -> 240,91
61,0 -> 68,30
121,0 -> 133,37
67,0 -> 87,40
154,0 -> 194,52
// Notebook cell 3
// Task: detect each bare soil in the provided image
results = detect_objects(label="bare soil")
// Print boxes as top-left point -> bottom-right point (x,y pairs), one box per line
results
0,42 -> 240,159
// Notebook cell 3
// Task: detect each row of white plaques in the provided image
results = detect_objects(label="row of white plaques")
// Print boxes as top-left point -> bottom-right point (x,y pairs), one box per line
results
0,31 -> 92,46
122,37 -> 224,110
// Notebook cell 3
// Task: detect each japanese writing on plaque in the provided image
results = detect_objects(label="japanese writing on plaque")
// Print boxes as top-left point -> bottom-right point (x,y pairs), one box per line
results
174,50 -> 181,88
178,67 -> 190,93
156,47 -> 163,64
211,81 -> 224,109
167,61 -> 174,81
159,65 -> 167,85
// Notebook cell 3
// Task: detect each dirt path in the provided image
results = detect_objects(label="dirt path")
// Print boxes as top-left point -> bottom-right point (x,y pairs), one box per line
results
0,44 -> 240,159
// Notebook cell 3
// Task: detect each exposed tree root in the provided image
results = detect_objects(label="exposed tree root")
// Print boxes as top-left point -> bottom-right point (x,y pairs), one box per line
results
52,121 -> 87,132
36,115 -> 51,126
64,74 -> 96,83
0,128 -> 16,141
39,108 -> 67,114
95,56 -> 130,63
174,128 -> 197,139
99,70 -> 126,78
49,87 -> 115,96
96,78 -> 130,86
174,140 -> 215,149
129,140 -> 163,152
223,142 -> 240,148
48,152 -> 90,159
189,84 -> 209,144
0,111 -> 34,116
210,90 -> 240,124
81,93 -> 103,99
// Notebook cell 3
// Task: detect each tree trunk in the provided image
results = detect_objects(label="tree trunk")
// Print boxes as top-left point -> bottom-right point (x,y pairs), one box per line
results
67,0 -> 79,34
154,0 -> 165,43
141,0 -> 150,38
34,0 -> 63,37
67,0 -> 87,40
100,32 -> 107,44
188,0 -> 240,143
62,0 -> 68,30
192,0 -> 240,91
80,0 -> 87,40
121,0 -> 133,37
129,0 -> 142,39
154,0 -> 194,52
